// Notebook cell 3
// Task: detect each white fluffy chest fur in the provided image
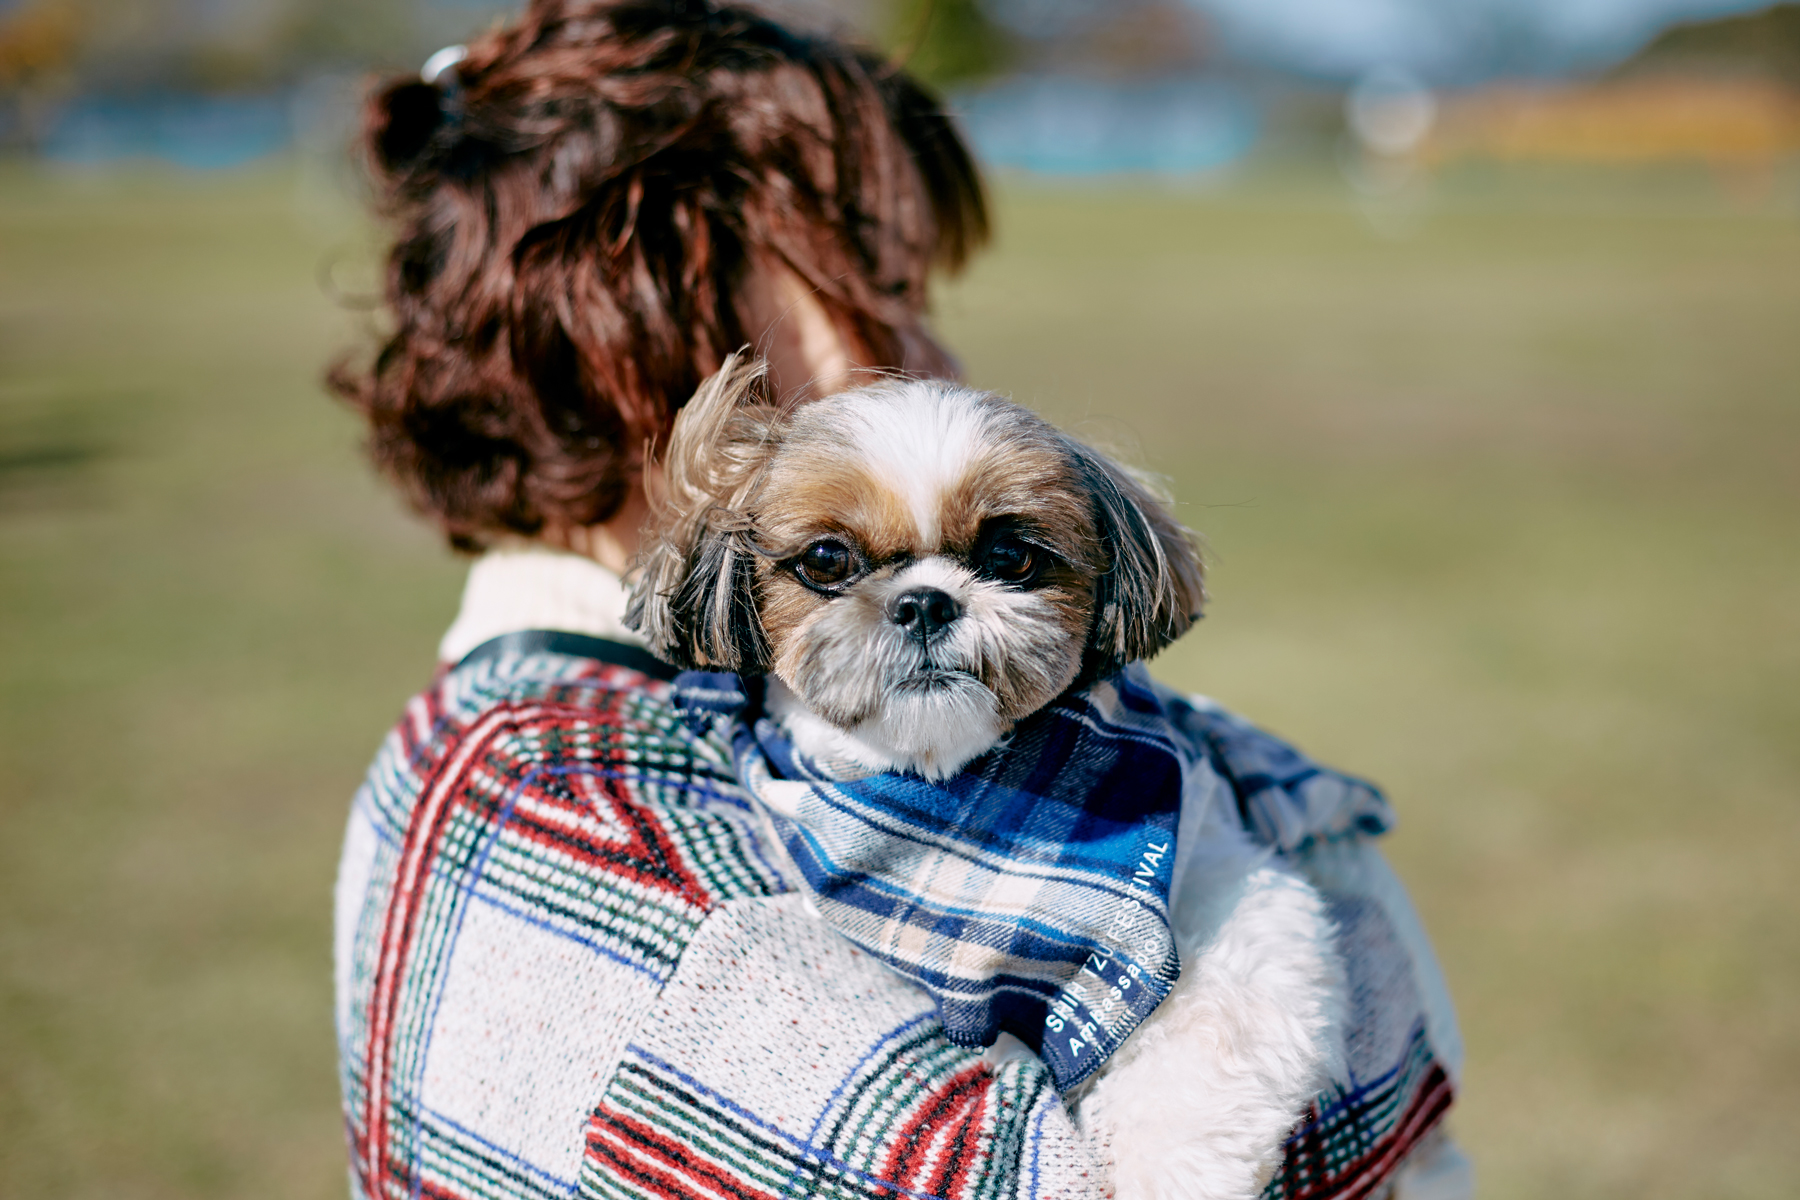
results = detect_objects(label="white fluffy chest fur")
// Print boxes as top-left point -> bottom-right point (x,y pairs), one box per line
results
771,692 -> 1348,1200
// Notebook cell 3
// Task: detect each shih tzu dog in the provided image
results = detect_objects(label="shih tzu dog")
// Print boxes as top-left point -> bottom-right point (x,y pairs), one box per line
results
627,356 -> 1346,1200
630,354 -> 1205,779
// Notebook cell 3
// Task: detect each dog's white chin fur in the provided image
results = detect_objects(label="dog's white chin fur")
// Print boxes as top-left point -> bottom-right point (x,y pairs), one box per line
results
768,679 -> 1350,1200
766,673 -> 1010,780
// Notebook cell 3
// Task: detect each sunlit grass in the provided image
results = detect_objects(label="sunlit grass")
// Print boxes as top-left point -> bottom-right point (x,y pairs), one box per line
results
1,161 -> 1795,1199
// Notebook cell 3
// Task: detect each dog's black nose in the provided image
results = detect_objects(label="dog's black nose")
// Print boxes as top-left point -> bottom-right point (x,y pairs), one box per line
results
889,588 -> 961,642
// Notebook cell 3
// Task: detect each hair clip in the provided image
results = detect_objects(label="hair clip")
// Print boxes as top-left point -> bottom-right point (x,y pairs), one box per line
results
420,44 -> 469,136
421,45 -> 468,86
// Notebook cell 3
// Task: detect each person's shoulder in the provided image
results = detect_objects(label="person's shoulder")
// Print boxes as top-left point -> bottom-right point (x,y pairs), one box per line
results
351,650 -> 781,912
1127,669 -> 1396,854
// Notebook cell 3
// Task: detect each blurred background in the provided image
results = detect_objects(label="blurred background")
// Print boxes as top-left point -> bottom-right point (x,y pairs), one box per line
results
1,0 -> 1796,1197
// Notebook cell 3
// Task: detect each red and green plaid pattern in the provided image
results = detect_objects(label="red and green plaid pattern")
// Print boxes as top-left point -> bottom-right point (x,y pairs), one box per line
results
1267,1025 -> 1454,1200
336,650 -> 1108,1200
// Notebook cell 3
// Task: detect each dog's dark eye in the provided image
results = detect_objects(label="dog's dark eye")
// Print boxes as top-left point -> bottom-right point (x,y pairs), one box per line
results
796,539 -> 856,588
983,535 -> 1038,584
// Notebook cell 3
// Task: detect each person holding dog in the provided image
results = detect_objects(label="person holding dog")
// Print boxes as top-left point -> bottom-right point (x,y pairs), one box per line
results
330,3 -> 1468,1197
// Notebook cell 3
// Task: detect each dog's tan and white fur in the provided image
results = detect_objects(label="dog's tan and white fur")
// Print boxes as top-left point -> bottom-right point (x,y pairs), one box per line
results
628,356 -> 1347,1200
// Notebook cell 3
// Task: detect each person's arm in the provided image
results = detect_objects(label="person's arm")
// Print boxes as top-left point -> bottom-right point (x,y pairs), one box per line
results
1159,685 -> 1470,1199
1272,834 -> 1472,1200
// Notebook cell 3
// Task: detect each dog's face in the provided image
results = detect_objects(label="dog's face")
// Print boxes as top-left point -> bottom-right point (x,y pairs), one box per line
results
749,385 -> 1113,770
628,356 -> 1206,775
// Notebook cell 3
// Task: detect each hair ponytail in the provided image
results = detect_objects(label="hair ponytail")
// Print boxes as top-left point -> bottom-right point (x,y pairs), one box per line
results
370,79 -> 451,173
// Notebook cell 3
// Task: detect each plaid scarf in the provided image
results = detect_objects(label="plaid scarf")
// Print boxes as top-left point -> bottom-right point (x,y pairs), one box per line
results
674,667 -> 1190,1091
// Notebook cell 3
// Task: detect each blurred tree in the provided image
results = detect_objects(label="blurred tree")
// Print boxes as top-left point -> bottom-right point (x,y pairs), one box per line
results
0,0 -> 509,95
883,0 -> 1011,89
1615,2 -> 1800,85
276,0 -> 420,75
0,0 -> 80,149
988,0 -> 1212,78
0,0 -> 80,90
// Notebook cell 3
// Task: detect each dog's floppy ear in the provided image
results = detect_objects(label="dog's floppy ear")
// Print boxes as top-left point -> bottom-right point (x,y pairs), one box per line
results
1070,440 -> 1207,675
626,351 -> 780,672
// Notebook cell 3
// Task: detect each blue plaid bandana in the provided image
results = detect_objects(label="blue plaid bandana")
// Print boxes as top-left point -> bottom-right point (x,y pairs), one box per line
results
674,665 -> 1191,1091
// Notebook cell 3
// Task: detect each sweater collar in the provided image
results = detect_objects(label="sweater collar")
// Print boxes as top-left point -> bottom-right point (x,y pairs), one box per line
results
437,544 -> 643,664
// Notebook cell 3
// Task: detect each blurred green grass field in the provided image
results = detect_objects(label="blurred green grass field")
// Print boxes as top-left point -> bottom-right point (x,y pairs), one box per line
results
1,162 -> 1796,1200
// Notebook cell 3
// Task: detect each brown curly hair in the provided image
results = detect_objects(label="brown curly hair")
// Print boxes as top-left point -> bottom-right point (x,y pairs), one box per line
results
331,0 -> 988,551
